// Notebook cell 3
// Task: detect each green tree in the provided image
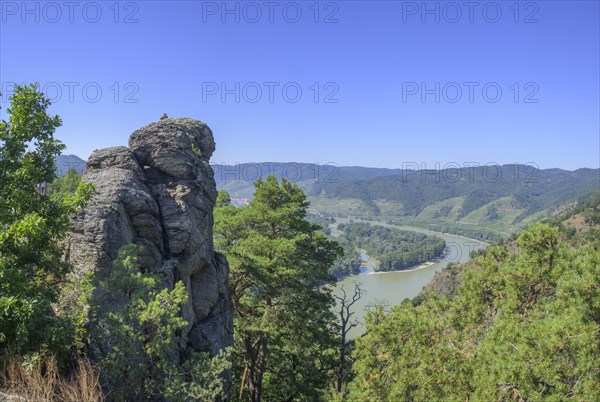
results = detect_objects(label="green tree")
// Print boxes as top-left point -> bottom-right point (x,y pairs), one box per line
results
329,238 -> 362,279
92,244 -> 231,401
214,177 -> 342,401
0,84 -> 94,359
50,168 -> 82,197
216,189 -> 231,207
340,222 -> 445,272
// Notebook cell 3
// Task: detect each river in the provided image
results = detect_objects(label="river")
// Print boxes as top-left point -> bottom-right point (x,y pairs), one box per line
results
331,218 -> 488,338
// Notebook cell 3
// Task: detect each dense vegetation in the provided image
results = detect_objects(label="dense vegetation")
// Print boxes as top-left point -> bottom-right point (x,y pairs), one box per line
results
91,245 -> 231,401
0,84 -> 95,361
214,179 -> 348,401
306,212 -> 335,235
0,85 -> 231,401
420,191 -> 600,302
339,222 -> 446,271
347,210 -> 600,400
50,167 -> 82,196
318,166 -> 598,218
420,222 -> 501,242
306,213 -> 363,279
328,236 -> 362,279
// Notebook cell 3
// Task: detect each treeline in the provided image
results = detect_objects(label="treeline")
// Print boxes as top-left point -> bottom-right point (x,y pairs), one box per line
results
306,212 -> 335,235
339,222 -> 446,271
0,85 -> 101,399
419,222 -> 501,242
329,236 -> 362,279
306,213 -> 363,279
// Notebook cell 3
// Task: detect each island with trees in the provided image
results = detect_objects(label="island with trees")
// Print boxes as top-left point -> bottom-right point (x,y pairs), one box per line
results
338,222 -> 446,272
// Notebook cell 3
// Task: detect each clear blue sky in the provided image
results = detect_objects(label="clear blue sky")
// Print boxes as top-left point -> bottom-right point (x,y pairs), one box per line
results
1,0 -> 599,170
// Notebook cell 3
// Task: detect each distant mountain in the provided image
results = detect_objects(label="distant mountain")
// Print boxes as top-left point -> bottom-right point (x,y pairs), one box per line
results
55,154 -> 87,176
49,158 -> 599,238
316,165 -> 599,216
214,162 -> 599,238
310,165 -> 600,238
212,162 -> 404,198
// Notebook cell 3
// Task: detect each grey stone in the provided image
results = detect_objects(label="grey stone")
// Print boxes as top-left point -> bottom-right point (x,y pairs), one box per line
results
65,118 -> 233,376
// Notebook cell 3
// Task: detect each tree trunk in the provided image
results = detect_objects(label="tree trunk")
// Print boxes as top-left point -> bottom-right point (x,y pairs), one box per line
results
246,334 -> 269,402
336,319 -> 347,393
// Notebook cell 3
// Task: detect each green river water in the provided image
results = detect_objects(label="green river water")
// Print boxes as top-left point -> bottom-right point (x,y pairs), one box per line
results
331,218 -> 488,338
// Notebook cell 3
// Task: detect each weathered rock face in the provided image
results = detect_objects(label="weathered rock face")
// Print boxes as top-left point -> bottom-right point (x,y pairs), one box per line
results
66,118 -> 232,360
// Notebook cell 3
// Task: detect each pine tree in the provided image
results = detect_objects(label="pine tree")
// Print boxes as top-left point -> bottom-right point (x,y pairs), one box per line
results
215,176 -> 342,401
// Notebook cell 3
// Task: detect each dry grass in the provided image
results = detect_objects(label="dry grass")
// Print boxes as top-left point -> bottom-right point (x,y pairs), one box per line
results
0,355 -> 103,401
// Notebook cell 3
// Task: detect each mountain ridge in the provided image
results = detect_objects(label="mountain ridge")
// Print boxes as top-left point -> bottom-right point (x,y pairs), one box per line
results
54,157 -> 599,238
55,154 -> 87,175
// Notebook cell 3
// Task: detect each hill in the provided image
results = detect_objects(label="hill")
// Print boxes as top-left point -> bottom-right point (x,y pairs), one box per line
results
212,162 -> 404,198
309,164 -> 599,238
420,192 -> 600,300
213,163 -> 598,238
55,154 -> 87,175
58,159 -> 598,238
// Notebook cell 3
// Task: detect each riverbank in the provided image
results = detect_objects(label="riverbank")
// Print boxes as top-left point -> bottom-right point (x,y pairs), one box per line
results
365,260 -> 436,274
331,217 -> 487,280
332,218 -> 488,338
349,217 -> 490,247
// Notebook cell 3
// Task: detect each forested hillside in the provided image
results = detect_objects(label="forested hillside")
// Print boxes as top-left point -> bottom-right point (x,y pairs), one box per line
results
212,163 -> 599,238
212,162 -> 404,198
317,165 -> 598,217
346,195 -> 600,400
421,192 -> 600,299
310,165 -> 599,238
54,160 -> 599,239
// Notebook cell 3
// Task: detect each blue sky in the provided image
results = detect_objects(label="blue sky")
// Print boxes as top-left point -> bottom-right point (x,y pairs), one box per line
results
1,0 -> 598,170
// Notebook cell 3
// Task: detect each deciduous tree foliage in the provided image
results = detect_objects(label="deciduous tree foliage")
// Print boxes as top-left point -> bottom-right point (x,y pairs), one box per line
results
214,176 -> 342,401
348,222 -> 600,400
0,84 -> 94,358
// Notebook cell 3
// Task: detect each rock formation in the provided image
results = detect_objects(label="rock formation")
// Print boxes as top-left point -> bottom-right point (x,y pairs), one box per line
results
66,118 -> 232,362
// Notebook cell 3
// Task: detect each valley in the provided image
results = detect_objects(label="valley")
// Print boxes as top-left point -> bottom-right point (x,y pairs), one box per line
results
60,157 -> 597,242
210,162 -> 599,241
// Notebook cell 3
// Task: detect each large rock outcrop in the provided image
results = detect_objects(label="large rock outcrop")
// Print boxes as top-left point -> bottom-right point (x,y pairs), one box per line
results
66,118 -> 232,360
